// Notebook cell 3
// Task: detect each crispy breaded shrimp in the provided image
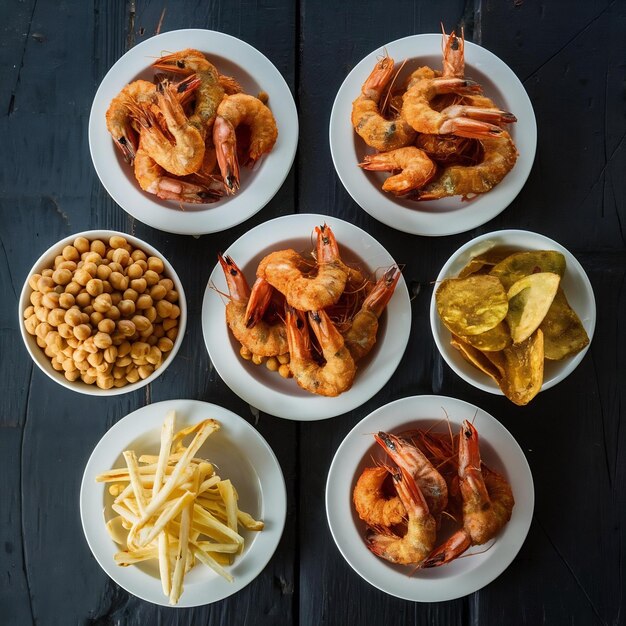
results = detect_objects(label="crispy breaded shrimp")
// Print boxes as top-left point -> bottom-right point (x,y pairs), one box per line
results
343,267 -> 400,361
417,131 -> 518,199
353,466 -> 406,527
359,147 -> 437,195
132,82 -> 206,176
153,49 -> 225,138
367,468 -> 437,566
285,307 -> 355,397
351,55 -> 416,151
105,79 -> 156,162
134,136 -> 222,204
213,94 -> 278,193
218,254 -> 288,357
257,224 -> 349,311
423,420 -> 514,567
375,431 -> 448,518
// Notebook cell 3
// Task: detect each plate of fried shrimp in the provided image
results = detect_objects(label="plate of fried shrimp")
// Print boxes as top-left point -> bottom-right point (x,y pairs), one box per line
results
326,395 -> 534,601
329,32 -> 536,236
201,213 -> 411,420
89,29 -> 298,235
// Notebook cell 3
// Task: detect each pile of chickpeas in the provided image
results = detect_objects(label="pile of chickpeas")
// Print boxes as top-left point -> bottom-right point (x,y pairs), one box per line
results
23,235 -> 181,390
239,346 -> 292,378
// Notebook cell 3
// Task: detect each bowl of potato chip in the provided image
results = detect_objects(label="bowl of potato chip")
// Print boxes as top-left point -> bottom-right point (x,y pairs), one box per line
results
430,230 -> 595,405
19,230 -> 186,395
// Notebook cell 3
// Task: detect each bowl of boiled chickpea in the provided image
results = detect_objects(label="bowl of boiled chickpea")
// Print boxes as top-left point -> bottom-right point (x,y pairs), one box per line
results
19,231 -> 186,395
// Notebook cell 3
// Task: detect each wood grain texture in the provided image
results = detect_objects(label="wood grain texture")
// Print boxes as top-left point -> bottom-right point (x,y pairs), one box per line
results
1,0 -> 625,624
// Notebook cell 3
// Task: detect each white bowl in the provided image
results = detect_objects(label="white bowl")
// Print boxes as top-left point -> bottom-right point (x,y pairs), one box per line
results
201,213 -> 412,420
326,395 -> 534,601
89,29 -> 298,235
18,230 -> 186,396
80,399 -> 286,607
430,229 -> 596,396
329,33 -> 537,236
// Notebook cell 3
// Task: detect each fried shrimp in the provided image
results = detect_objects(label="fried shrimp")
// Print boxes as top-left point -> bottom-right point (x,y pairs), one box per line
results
367,468 -> 437,566
132,82 -> 206,176
213,94 -> 278,193
153,49 -> 225,138
351,55 -> 417,151
353,466 -> 406,527
105,79 -> 156,162
134,136 -> 222,204
359,147 -> 437,195
285,307 -> 355,397
343,267 -> 400,361
417,130 -> 518,199
257,224 -> 349,311
375,431 -> 448,518
423,420 -> 514,567
218,254 -> 288,357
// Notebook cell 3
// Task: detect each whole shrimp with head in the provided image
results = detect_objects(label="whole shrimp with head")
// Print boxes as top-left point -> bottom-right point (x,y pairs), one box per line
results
257,224 -> 349,311
367,467 -> 437,566
423,420 -> 514,567
351,55 -> 416,151
213,93 -> 278,194
217,253 -> 288,358
285,307 -> 356,397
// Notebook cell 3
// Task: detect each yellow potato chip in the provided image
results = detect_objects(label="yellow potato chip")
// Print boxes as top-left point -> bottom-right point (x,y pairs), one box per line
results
506,272 -> 560,344
459,322 -> 512,352
450,335 -> 503,383
490,250 -> 566,290
540,288 -> 590,360
457,248 -> 519,279
500,330 -> 544,406
436,275 -> 508,336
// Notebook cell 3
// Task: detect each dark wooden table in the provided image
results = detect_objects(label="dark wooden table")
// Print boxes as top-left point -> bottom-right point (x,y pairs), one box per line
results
2,1 -> 625,624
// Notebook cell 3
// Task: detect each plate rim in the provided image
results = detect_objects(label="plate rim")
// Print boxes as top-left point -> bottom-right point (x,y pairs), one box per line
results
201,212 -> 412,420
429,228 -> 597,395
79,398 -> 287,607
329,33 -> 537,236
89,28 -> 298,235
325,394 -> 535,602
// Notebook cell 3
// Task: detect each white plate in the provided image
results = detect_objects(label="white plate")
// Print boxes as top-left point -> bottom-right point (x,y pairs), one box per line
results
430,229 -> 596,396
201,213 -> 411,420
326,395 -> 534,601
329,34 -> 537,236
89,29 -> 298,235
80,399 -> 286,607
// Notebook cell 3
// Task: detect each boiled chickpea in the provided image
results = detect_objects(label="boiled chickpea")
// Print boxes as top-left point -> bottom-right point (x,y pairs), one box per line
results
24,314 -> 38,335
24,305 -> 35,319
149,284 -> 167,301
74,269 -> 91,286
37,276 -> 55,293
126,367 -> 140,383
48,308 -> 66,327
96,264 -> 112,281
96,375 -> 114,390
29,274 -> 42,290
76,292 -> 91,308
252,354 -> 265,365
93,293 -> 112,313
158,337 -> 174,353
138,364 -> 154,379
65,370 -> 81,382
127,263 -> 144,280
90,240 -> 106,256
42,268 -> 54,278
98,318 -> 115,334
143,270 -> 160,286
106,305 -> 121,321
73,348 -> 88,363
277,354 -> 290,364
146,346 -> 162,365
144,306 -> 157,323
52,268 -> 72,285
66,336 -> 80,349
73,237 -> 90,254
64,308 -> 83,327
82,373 -> 97,385
169,304 -> 181,319
112,248 -> 130,267
118,299 -> 135,317
83,252 -> 102,265
146,335 -> 158,346
131,249 -> 147,262
159,278 -> 174,291
153,325 -> 165,339
30,291 -> 44,307
108,262 -> 123,274
112,366 -> 126,380
62,245 -> 79,262
90,311 -> 105,326
82,262 -> 98,277
42,292 -> 60,309
87,351 -> 104,367
82,337 -> 98,354
94,332 -> 112,350
156,300 -> 173,318
130,278 -> 147,294
265,357 -> 279,372
109,272 -> 128,291
278,364 -> 291,378
110,332 -> 126,346
117,320 -> 136,337
35,306 -> 49,323
73,324 -> 92,341
165,290 -> 179,303
147,256 -> 164,274
58,293 -> 75,309
65,281 -> 82,296
130,342 -> 150,360
116,355 -> 132,368
51,359 -> 64,371
162,318 -> 177,331
103,346 -> 118,363
86,278 -> 104,296
109,235 -> 127,249
131,315 -> 151,333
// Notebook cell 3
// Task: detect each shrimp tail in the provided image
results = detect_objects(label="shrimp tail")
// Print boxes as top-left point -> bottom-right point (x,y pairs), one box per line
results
422,529 -> 472,568
244,277 -> 274,328
363,267 -> 400,316
315,223 -> 341,263
217,253 -> 250,303
213,116 -> 240,194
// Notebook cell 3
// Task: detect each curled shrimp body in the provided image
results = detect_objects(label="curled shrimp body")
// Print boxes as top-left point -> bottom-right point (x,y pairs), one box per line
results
257,224 -> 349,311
343,267 -> 400,361
423,420 -> 514,567
134,137 -> 222,204
367,468 -> 437,566
153,49 -> 225,138
133,82 -> 206,176
353,466 -> 406,527
375,431 -> 448,518
285,307 -> 356,397
218,254 -> 288,357
105,79 -> 156,162
351,56 -> 416,151
213,94 -> 278,193
359,147 -> 437,195
417,131 -> 518,200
